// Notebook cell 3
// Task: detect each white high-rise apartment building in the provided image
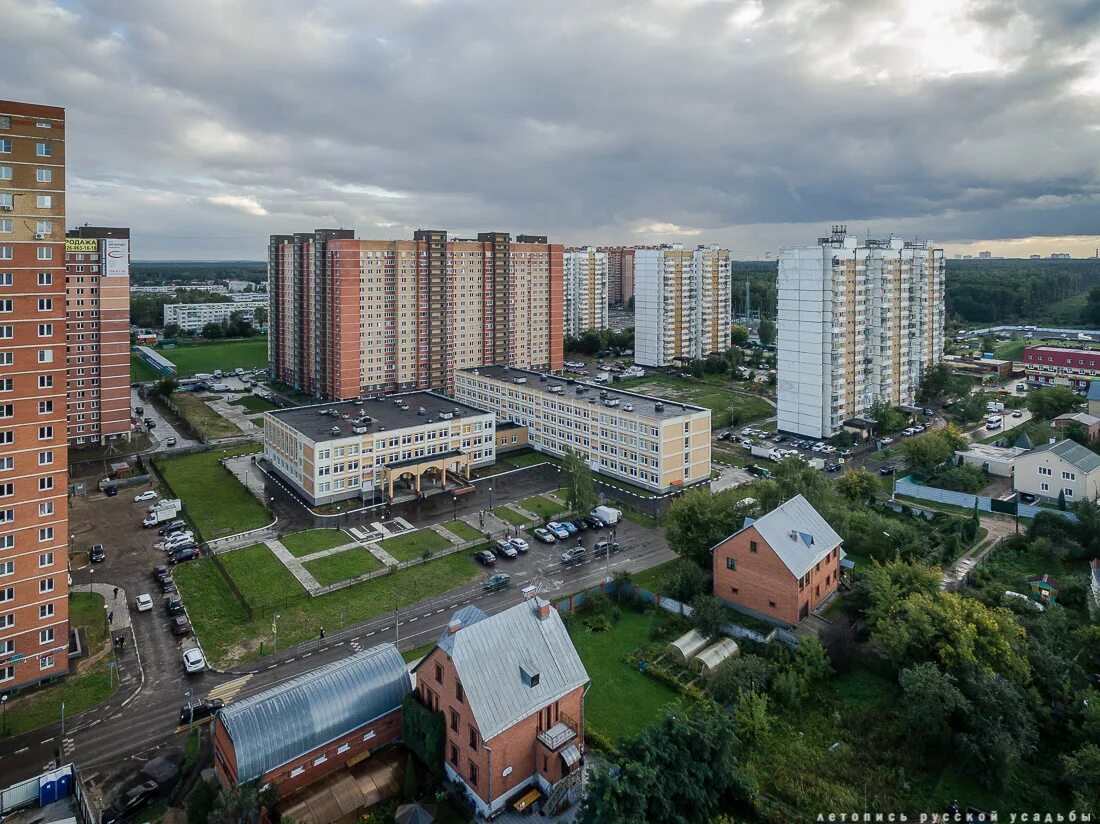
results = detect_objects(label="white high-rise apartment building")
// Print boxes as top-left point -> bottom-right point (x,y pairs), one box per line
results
634,244 -> 731,367
563,247 -> 608,336
776,227 -> 945,439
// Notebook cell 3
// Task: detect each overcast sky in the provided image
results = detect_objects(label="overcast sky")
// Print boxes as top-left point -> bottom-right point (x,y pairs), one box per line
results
4,0 -> 1100,259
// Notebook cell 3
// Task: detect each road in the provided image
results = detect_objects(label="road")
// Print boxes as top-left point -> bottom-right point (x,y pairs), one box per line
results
130,386 -> 199,453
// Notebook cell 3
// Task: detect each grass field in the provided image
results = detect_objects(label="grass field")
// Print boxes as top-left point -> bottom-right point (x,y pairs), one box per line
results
159,337 -> 269,377
569,609 -> 681,741
130,355 -> 160,383
379,528 -> 451,562
280,529 -> 352,558
175,550 -> 482,666
304,548 -> 384,586
493,506 -> 530,527
156,444 -> 267,539
230,395 -> 278,414
519,495 -> 564,520
441,520 -> 482,542
503,450 -> 557,469
628,559 -> 677,594
2,594 -> 117,738
613,375 -> 774,427
171,392 -> 243,439
994,339 -> 1029,361
221,543 -> 305,606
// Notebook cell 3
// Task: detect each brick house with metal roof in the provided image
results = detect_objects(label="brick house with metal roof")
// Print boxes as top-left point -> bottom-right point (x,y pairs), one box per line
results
412,599 -> 590,818
711,494 -> 844,626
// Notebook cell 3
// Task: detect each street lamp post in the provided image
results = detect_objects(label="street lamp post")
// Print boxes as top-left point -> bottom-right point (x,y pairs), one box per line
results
488,486 -> 493,511
88,568 -> 94,594
453,496 -> 458,522
272,613 -> 280,654
185,689 -> 193,732
1,693 -> 7,738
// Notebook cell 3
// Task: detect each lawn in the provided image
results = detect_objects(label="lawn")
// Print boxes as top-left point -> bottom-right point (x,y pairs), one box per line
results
503,450 -> 558,469
156,444 -> 268,540
220,543 -> 305,607
304,548 -> 384,586
1,593 -> 117,738
159,337 -> 269,377
171,392 -> 243,439
519,495 -> 564,520
493,506 -> 530,527
994,339 -> 1029,361
568,609 -> 682,741
379,528 -> 451,562
175,550 -> 482,666
230,395 -> 278,414
130,355 -> 161,383
280,529 -> 352,558
613,375 -> 774,427
628,559 -> 677,594
441,520 -> 482,542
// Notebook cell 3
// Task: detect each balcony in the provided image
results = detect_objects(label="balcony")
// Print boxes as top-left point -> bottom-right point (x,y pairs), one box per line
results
537,712 -> 579,751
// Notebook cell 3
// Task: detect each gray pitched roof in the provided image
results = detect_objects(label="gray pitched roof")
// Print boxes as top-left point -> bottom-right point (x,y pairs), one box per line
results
1088,382 -> 1100,402
217,644 -> 411,784
724,494 -> 842,579
1027,438 -> 1100,474
1054,412 -> 1100,427
439,600 -> 589,741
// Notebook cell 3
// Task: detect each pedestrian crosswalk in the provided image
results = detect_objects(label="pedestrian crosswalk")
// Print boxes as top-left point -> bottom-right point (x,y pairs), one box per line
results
206,674 -> 252,703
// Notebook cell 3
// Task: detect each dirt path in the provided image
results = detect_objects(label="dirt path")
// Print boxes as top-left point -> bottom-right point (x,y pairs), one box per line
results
941,513 -> 1019,590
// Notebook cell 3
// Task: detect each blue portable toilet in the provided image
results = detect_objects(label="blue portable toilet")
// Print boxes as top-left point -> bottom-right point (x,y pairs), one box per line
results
38,771 -> 57,806
56,768 -> 72,799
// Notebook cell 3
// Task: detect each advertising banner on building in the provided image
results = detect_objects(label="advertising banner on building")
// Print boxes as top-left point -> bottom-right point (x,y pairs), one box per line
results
103,238 -> 129,277
65,238 -> 98,253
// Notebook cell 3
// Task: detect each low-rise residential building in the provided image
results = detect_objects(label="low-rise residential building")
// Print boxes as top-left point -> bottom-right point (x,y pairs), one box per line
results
413,599 -> 590,818
263,391 -> 496,506
162,297 -> 267,332
1013,439 -> 1100,503
1088,382 -> 1100,417
1023,345 -> 1100,390
454,365 -> 711,493
954,443 -> 1026,478
711,495 -> 844,626
1051,411 -> 1100,441
212,644 -> 410,796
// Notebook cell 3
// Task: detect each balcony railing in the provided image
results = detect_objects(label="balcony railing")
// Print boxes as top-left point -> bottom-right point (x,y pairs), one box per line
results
537,712 -> 578,750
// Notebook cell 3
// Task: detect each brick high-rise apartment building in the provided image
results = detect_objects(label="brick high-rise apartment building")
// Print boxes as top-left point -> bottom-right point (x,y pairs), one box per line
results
562,247 -> 608,336
603,246 -> 635,307
268,229 -> 564,401
65,227 -> 132,447
0,100 -> 70,690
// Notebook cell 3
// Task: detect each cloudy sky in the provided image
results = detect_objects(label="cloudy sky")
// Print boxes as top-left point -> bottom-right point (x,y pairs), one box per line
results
4,0 -> 1100,259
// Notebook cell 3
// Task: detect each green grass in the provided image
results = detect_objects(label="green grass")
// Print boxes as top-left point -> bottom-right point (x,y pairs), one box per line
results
175,551 -> 482,666
156,444 -> 268,539
130,355 -> 161,383
519,495 -> 564,520
303,548 -> 384,586
220,543 -> 305,606
994,339 -> 1029,361
280,529 -> 352,558
230,395 -> 277,414
504,450 -> 557,468
612,375 -> 774,427
628,560 -> 677,594
400,640 -> 438,664
158,337 -> 269,377
493,506 -> 530,527
378,528 -> 451,562
1,593 -> 117,738
441,520 -> 482,542
569,609 -> 681,741
171,392 -> 243,439
982,420 -> 1053,446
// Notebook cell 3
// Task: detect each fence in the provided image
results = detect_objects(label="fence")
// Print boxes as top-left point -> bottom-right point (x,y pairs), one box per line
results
894,476 -> 1079,522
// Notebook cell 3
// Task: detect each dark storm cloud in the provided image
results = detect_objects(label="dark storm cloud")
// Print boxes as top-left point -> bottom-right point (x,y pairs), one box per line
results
2,0 -> 1099,257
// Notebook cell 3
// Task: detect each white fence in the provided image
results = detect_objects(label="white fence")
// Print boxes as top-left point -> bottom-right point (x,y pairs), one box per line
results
894,477 -> 1078,522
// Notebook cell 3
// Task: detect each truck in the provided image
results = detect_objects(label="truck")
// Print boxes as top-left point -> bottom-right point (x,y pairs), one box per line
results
986,401 -> 1005,413
210,383 -> 230,392
749,444 -> 782,462
591,505 -> 622,527
143,499 -> 182,528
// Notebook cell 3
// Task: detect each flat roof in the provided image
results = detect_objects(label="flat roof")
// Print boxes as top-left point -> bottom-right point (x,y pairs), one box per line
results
957,443 -> 1025,460
460,365 -> 706,420
267,391 -> 491,443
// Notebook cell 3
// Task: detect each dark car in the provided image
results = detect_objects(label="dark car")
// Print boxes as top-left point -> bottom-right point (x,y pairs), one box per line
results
492,539 -> 517,559
825,463 -> 841,473
482,573 -> 511,593
879,465 -> 897,476
474,549 -> 496,566
179,698 -> 223,726
160,578 -> 178,594
101,780 -> 160,824
104,485 -> 118,497
717,431 -> 732,441
170,616 -> 191,636
168,547 -> 199,565
583,516 -> 603,530
134,405 -> 144,416
158,520 -> 187,537
165,595 -> 184,615
560,546 -> 587,566
89,544 -> 106,563
1018,492 -> 1037,504
152,564 -> 168,581
570,519 -> 587,532
592,540 -> 620,558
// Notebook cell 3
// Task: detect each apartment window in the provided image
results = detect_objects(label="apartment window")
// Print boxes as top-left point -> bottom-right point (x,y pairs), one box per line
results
1041,482 -> 1049,492
0,166 -> 8,180
0,380 -> 10,394
768,600 -> 777,608
36,142 -> 52,157
40,656 -> 54,671
0,561 -> 13,577
468,762 -> 479,785
1064,488 -> 1074,498
1038,466 -> 1052,476
0,614 -> 11,628
0,457 -> 11,470
40,578 -> 54,594
38,375 -> 53,390
0,508 -> 11,523
0,666 -> 12,683
449,742 -> 458,766
0,300 -> 10,314
37,323 -> 52,337
36,221 -> 52,236
0,139 -> 10,153
435,663 -> 443,683
0,483 -> 12,497
36,195 -> 52,209
749,540 -> 758,553
38,502 -> 53,516
0,117 -> 7,128
0,327 -> 9,340
36,168 -> 51,183
37,298 -> 53,312
0,247 -> 10,260
40,627 -> 55,644
726,557 -> 736,571
39,528 -> 54,544
39,603 -> 53,619
1062,471 -> 1076,481
37,349 -> 52,364
37,272 -> 51,285
0,273 -> 9,286
450,709 -> 459,732
289,766 -> 304,778
0,220 -> 10,234
455,681 -> 464,703
0,587 -> 12,603
468,726 -> 478,750
39,477 -> 53,492
312,755 -> 327,767
38,426 -> 52,440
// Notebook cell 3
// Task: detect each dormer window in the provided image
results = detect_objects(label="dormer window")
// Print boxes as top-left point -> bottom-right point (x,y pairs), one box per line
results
521,664 -> 540,688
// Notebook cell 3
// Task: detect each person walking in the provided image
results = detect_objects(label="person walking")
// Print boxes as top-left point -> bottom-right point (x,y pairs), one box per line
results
107,610 -> 114,625
319,626 -> 325,640
112,586 -> 119,600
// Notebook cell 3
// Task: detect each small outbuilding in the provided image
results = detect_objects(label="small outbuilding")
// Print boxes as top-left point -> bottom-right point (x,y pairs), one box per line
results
666,629 -> 709,666
691,638 -> 740,678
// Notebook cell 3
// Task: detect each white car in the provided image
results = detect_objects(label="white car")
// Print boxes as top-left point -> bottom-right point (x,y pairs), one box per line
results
164,533 -> 195,548
183,648 -> 206,674
821,445 -> 836,454
881,437 -> 894,445
508,537 -> 529,553
902,428 -> 916,436
135,594 -> 153,612
811,442 -> 826,453
912,425 -> 926,433
133,490 -> 158,502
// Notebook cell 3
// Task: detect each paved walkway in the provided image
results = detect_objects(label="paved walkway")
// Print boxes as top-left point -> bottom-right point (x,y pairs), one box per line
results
265,538 -> 322,594
88,582 -> 132,632
363,541 -> 399,566
429,523 -> 465,544
293,542 -> 361,563
941,513 -> 1017,590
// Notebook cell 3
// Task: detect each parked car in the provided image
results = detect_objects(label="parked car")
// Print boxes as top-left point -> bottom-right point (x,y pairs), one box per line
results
811,442 -> 826,452
160,578 -> 178,594
508,537 -> 529,553
570,519 -> 587,532
166,437 -> 177,447
483,573 -> 511,593
165,595 -> 184,615
825,463 -> 841,473
559,520 -> 578,535
560,546 -> 587,566
532,528 -> 557,544
880,437 -> 894,445
474,549 -> 497,566
89,544 -> 106,563
546,522 -> 570,540
879,465 -> 897,476
170,616 -> 191,637
592,539 -> 620,557
164,533 -> 195,549
101,780 -> 160,824
134,405 -> 144,416
1018,492 -> 1037,504
902,427 -> 916,436
582,516 -> 603,530
912,424 -> 926,433
179,699 -> 224,726
152,564 -> 168,581
1012,410 -> 1023,418
105,485 -> 118,497
169,547 -> 200,565
492,540 -> 518,559
165,541 -> 197,556
182,648 -> 206,674
135,594 -> 153,612
133,490 -> 158,502
158,520 -> 187,536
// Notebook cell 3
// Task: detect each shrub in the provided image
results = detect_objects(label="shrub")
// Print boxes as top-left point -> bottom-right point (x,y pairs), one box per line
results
584,725 -> 619,756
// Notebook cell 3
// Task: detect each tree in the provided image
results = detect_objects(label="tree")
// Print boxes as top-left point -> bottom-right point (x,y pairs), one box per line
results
710,654 -> 773,702
898,663 -> 968,754
1084,285 -> 1100,326
954,671 -> 1038,789
732,689 -> 770,744
1027,386 -> 1080,420
897,429 -> 960,477
835,469 -> 878,503
625,295 -> 635,312
757,317 -> 776,347
657,559 -> 706,602
153,377 -> 178,397
664,488 -> 749,569
917,362 -> 953,403
162,322 -> 180,338
208,781 -> 278,824
793,636 -> 832,684
689,594 -> 729,640
850,560 -> 942,630
253,306 -> 268,327
201,321 -> 225,339
771,457 -> 828,505
730,324 -> 749,346
868,398 -> 906,435
953,391 -> 988,425
980,332 -> 997,354
1058,488 -> 1067,510
1063,744 -> 1100,813
562,447 -> 597,517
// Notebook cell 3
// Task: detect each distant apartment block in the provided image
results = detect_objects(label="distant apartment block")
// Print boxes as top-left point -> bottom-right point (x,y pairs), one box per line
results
455,365 -> 711,493
633,244 -> 731,367
268,229 -> 563,401
776,228 -> 945,439
604,246 -> 635,306
131,284 -> 227,296
1023,345 -> 1100,390
0,100 -> 71,690
162,296 -> 267,332
563,247 -> 608,336
65,227 -> 131,447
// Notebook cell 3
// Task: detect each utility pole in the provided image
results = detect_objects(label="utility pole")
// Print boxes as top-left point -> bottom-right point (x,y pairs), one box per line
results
393,588 -> 400,647
60,701 -> 65,736
272,613 -> 280,654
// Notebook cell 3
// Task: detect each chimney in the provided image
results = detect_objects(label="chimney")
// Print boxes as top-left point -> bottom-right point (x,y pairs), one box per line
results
535,597 -> 552,621
447,617 -> 463,635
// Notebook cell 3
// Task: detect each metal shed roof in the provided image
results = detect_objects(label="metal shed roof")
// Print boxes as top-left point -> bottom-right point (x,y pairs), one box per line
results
217,644 -> 411,784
